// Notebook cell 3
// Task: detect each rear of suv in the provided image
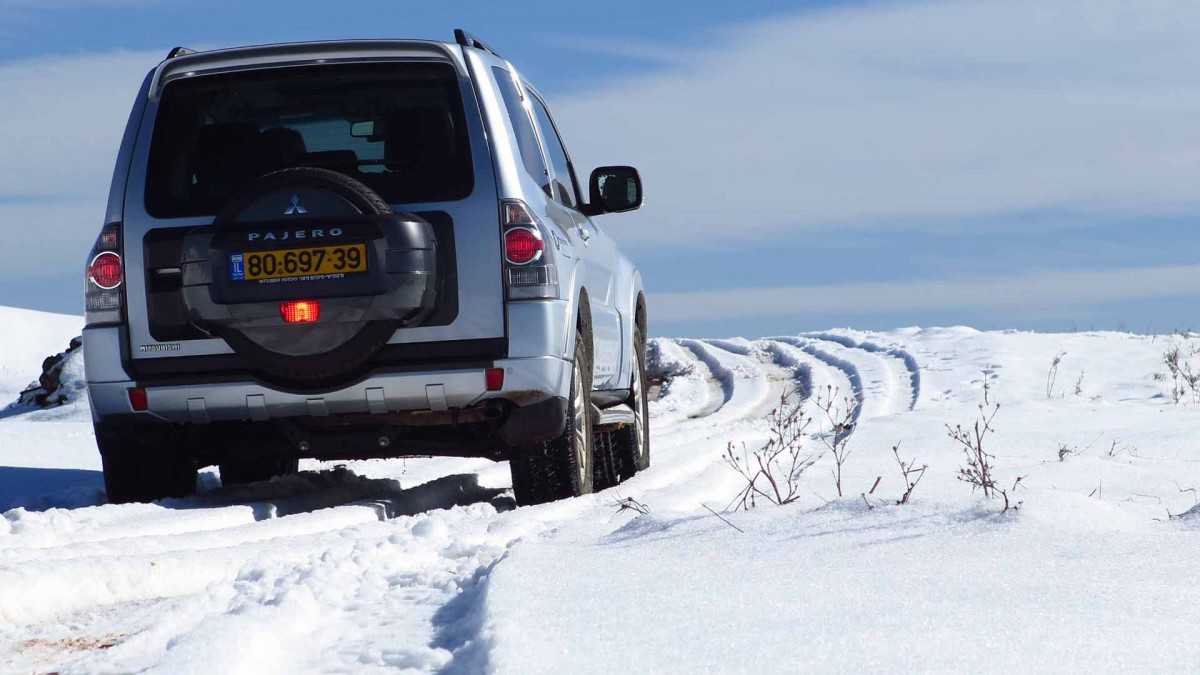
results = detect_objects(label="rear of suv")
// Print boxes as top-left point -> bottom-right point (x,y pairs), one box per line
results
83,31 -> 650,505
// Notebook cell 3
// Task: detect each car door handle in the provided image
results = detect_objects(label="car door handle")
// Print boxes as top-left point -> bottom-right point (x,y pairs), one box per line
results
578,225 -> 592,243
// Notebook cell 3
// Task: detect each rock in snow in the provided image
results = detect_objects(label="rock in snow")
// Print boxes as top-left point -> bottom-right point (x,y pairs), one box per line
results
14,336 -> 84,409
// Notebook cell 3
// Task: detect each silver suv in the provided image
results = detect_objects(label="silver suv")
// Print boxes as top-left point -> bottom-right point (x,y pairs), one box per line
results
82,30 -> 649,505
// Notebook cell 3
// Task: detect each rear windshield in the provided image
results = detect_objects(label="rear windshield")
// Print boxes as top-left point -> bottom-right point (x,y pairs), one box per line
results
145,62 -> 474,218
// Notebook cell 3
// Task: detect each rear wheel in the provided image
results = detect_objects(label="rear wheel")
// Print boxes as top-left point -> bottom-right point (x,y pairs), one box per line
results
95,423 -> 198,503
510,329 -> 595,506
613,326 -> 650,479
219,455 -> 299,486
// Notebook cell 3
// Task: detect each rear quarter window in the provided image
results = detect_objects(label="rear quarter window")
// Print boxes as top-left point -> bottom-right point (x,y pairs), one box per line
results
492,66 -> 551,198
145,62 -> 474,218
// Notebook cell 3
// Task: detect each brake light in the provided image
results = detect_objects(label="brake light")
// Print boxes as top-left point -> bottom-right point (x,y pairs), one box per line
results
127,387 -> 148,412
85,223 -> 124,324
501,199 -> 557,297
87,251 -> 123,290
486,367 -> 504,391
280,300 -> 320,324
504,228 -> 543,265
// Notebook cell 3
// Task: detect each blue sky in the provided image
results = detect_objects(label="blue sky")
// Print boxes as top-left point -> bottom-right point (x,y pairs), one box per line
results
4,0 -> 1200,337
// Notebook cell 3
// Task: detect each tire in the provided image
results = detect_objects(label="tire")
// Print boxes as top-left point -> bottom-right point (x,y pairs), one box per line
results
510,319 -> 595,506
613,325 -> 650,480
95,423 -> 198,503
219,455 -> 300,486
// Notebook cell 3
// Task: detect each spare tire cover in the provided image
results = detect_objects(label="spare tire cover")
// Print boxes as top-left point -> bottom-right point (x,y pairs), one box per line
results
189,167 -> 437,386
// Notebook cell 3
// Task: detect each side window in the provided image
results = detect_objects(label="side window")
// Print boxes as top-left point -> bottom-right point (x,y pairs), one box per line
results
529,93 -> 579,209
492,67 -> 551,197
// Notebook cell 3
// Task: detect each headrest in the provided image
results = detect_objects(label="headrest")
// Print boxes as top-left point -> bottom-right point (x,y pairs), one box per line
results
191,123 -> 261,187
258,127 -> 307,169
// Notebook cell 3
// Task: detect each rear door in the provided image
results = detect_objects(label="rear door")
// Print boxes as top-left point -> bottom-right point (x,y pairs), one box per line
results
123,44 -> 505,369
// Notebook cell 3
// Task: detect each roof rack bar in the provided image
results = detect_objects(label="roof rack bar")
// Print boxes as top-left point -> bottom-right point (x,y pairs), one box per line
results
453,28 -> 502,59
165,46 -> 196,59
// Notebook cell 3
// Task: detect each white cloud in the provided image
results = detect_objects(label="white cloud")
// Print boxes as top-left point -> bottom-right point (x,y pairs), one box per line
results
0,50 -> 161,277
650,264 -> 1200,323
551,0 -> 1200,246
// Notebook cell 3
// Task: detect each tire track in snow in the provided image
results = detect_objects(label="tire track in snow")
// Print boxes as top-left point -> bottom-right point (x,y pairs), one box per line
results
768,337 -> 866,426
0,474 -> 509,624
706,339 -> 816,417
0,471 -> 506,560
674,339 -> 734,419
629,340 -> 777,499
802,332 -> 921,410
646,338 -> 724,427
758,341 -> 814,403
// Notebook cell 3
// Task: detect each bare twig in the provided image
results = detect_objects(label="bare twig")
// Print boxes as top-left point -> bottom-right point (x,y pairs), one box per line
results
1176,483 -> 1199,505
892,442 -> 927,505
814,386 -> 858,498
723,389 -> 819,509
867,475 -> 882,495
948,402 -> 1016,512
701,502 -> 745,533
1046,352 -> 1066,399
613,495 -> 651,516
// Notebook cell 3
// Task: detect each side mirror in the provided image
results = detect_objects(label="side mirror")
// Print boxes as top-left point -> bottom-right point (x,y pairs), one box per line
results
587,166 -> 642,214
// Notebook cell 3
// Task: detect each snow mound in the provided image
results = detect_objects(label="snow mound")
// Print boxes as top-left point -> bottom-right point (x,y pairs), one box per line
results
1,306 -> 1199,671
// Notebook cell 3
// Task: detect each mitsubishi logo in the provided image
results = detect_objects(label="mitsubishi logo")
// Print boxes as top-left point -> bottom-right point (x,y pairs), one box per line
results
284,194 -> 308,216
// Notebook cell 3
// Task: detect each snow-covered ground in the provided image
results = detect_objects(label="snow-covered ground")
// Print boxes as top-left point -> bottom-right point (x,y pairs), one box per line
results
1,306 -> 1199,673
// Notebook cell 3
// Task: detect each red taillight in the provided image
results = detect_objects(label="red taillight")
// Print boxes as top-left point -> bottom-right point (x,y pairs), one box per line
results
87,251 -> 123,290
280,300 -> 320,324
486,367 -> 504,391
127,387 -> 148,412
504,228 -> 543,265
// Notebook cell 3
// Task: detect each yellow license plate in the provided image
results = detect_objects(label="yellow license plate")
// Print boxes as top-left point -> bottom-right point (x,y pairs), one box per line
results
232,244 -> 367,282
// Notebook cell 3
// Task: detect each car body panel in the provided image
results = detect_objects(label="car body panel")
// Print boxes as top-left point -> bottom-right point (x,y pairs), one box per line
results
85,37 -> 645,451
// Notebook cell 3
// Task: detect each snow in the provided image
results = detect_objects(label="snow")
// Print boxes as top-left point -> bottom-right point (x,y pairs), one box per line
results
2,308 -> 1200,672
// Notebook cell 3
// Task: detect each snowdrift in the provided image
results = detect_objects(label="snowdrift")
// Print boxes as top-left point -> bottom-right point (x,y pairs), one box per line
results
1,306 -> 1199,672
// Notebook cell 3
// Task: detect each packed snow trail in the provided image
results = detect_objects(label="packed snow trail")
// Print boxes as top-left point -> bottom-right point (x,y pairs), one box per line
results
3,310 -> 1200,672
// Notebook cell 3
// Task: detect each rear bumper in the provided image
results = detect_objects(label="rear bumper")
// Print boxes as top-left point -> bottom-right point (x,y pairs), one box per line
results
90,353 -> 569,418
95,394 -> 567,459
83,294 -> 574,453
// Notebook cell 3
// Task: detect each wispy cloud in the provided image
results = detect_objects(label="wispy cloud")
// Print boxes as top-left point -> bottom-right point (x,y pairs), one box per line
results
651,264 -> 1200,323
542,35 -> 694,67
552,0 -> 1200,247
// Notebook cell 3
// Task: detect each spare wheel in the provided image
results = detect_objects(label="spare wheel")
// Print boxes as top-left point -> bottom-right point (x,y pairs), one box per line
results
180,167 -> 437,386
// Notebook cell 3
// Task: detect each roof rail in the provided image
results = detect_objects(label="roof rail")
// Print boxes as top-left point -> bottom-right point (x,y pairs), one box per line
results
453,29 -> 502,59
165,46 -> 197,59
